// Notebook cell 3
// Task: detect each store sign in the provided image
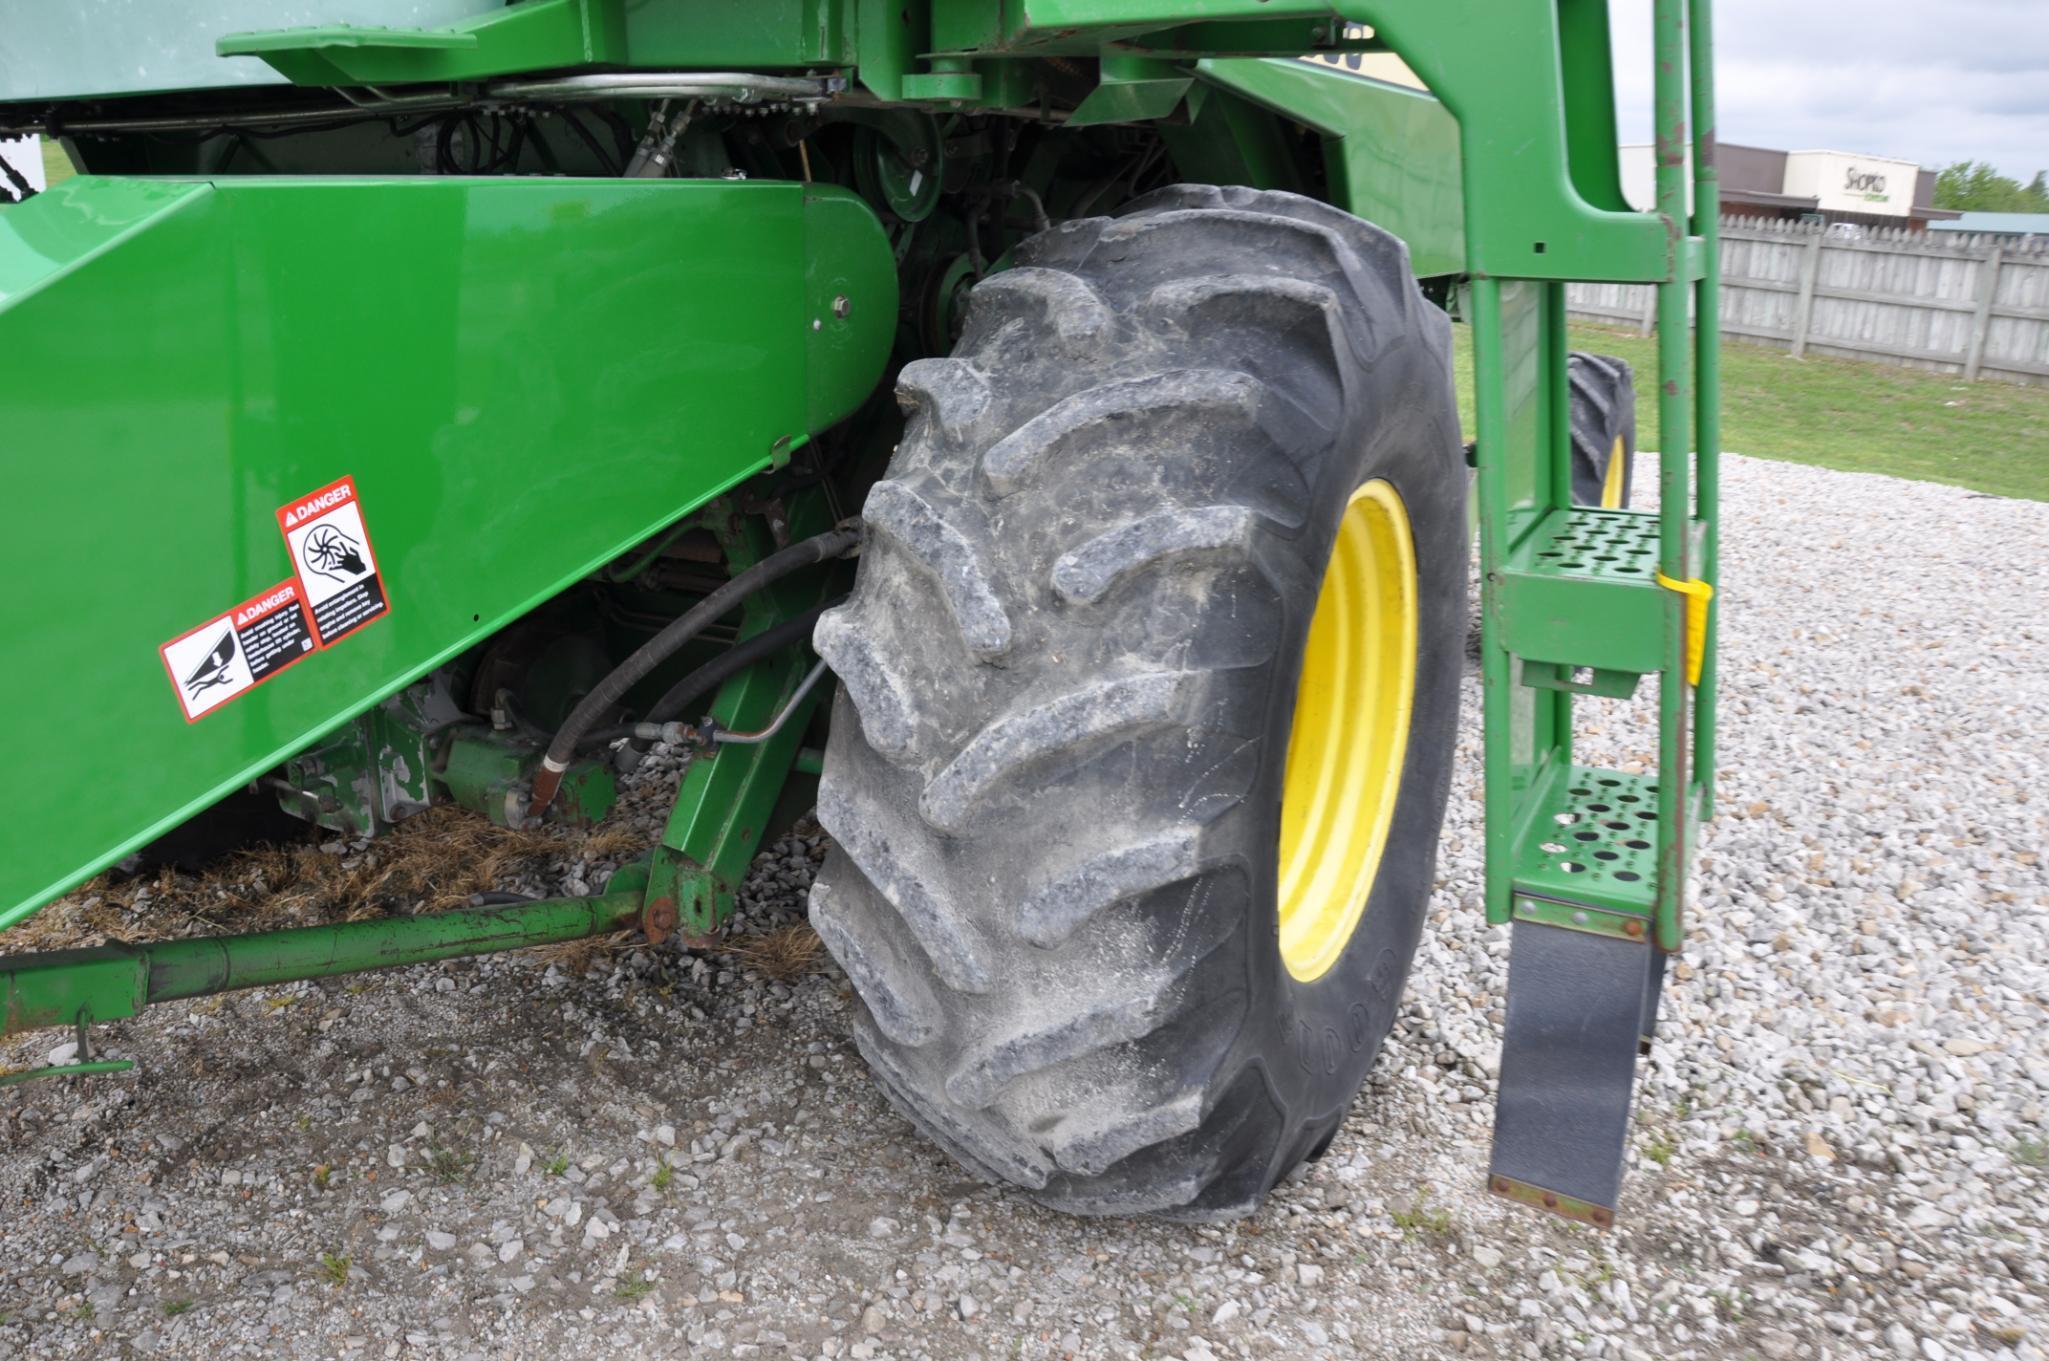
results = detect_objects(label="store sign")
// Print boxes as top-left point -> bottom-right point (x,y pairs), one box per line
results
1783,150 -> 1919,217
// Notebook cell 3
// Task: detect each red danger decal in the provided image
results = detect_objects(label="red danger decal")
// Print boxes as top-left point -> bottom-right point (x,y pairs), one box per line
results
159,580 -> 318,723
277,475 -> 390,646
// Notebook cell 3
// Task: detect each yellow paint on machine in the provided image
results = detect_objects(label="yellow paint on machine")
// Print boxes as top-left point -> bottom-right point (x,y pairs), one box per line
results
1600,434 -> 1627,509
1276,479 -> 1419,982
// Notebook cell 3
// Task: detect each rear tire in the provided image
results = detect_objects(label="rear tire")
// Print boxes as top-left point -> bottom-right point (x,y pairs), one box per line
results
810,185 -> 1467,1218
1568,351 -> 1637,508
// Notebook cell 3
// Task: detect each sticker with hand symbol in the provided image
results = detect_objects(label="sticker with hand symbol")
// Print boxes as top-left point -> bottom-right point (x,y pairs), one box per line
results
159,580 -> 318,721
279,475 -> 389,645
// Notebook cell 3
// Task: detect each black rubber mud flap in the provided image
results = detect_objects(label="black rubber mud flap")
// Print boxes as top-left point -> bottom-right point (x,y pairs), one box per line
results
1487,910 -> 1668,1226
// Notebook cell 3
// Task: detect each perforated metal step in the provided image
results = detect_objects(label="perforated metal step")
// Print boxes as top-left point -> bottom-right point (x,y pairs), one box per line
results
1513,764 -> 1660,917
1496,509 -> 1670,675
1524,506 -> 1662,581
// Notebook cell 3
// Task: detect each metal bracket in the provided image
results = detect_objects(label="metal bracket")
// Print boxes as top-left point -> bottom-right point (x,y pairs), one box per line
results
642,495 -> 840,941
0,1058 -> 136,1089
1488,1173 -> 1613,1229
1511,893 -> 1651,943
0,1008 -> 137,1088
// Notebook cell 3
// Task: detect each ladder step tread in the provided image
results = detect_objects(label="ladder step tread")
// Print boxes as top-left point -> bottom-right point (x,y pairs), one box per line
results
1511,507 -> 1663,586
1513,764 -> 1660,916
1496,510 -> 1672,673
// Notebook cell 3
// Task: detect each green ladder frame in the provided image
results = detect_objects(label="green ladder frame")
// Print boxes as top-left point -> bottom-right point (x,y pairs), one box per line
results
1470,0 -> 1720,952
1461,0 -> 1720,1224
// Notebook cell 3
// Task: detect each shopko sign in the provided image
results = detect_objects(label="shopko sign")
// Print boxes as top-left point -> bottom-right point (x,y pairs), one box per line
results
1783,150 -> 1918,217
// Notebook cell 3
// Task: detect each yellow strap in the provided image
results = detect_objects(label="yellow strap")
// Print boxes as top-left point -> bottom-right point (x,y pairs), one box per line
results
1655,570 -> 1714,687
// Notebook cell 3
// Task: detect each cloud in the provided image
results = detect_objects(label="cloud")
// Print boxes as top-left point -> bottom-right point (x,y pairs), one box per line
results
1607,0 -> 2049,178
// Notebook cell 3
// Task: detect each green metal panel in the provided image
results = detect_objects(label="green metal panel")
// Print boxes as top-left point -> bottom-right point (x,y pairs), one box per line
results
852,0 -> 929,100
1066,57 -> 1195,128
1556,0 -> 1630,214
1509,765 -> 1662,918
646,495 -> 841,937
0,0 -> 500,101
918,0 -> 1668,281
226,0 -> 857,79
1195,57 -> 1463,278
1493,281 -> 1549,546
217,0 -> 627,84
1473,276 -> 1566,926
1690,0 -> 1723,820
1495,510 -> 1674,677
1454,0 -> 1717,960
1157,83 -> 1307,198
0,174 -> 894,929
0,0 -> 1719,976
0,947 -> 146,1040
624,0 -> 847,68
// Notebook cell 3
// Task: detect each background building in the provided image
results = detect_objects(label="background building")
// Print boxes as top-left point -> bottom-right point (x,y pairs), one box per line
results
1620,142 -> 1959,230
1928,211 -> 2049,242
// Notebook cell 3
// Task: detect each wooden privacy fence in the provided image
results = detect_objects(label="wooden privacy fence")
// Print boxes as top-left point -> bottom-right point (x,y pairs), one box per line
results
1566,216 -> 2049,386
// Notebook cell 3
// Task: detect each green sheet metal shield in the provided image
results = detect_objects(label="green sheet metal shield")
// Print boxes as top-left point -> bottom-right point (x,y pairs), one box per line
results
0,175 -> 894,927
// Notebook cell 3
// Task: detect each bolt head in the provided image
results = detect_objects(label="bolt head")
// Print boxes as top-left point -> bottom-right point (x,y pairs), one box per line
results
832,294 -> 852,319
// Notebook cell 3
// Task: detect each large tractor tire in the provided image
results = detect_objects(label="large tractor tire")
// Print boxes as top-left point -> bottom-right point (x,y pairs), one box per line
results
1568,350 -> 1637,508
809,185 -> 1467,1219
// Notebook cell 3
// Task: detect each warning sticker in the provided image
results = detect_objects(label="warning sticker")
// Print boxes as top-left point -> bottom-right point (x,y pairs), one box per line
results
159,580 -> 319,722
278,475 -> 389,645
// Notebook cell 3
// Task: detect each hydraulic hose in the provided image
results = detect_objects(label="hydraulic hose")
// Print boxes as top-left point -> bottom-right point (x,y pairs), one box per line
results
578,596 -> 842,752
529,524 -> 859,814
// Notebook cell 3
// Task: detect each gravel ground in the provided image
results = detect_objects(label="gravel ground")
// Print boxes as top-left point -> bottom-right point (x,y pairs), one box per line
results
3,453 -> 2046,1361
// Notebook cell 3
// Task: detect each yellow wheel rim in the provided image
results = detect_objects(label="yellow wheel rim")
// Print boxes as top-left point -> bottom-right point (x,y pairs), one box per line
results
1599,434 -> 1627,509
1276,479 -> 1418,982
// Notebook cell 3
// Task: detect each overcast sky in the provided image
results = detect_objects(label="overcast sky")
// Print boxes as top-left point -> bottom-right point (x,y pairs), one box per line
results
1607,0 -> 2049,180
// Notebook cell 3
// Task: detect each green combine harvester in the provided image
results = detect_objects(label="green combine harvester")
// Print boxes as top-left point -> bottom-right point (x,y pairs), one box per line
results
0,0 -> 1720,1227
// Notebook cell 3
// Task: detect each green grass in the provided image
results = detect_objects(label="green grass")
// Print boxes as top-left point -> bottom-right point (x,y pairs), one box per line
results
1389,1188 -> 1454,1238
1452,319 -> 2049,502
317,1252 -> 350,1287
426,1146 -> 475,1184
42,139 -> 74,188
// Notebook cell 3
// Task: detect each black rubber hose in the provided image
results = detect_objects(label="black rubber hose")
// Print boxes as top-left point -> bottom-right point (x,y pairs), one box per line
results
530,525 -> 858,811
577,595 -> 842,751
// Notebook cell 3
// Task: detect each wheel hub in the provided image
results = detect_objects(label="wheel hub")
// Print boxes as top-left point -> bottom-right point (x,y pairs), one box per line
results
1277,478 -> 1419,982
